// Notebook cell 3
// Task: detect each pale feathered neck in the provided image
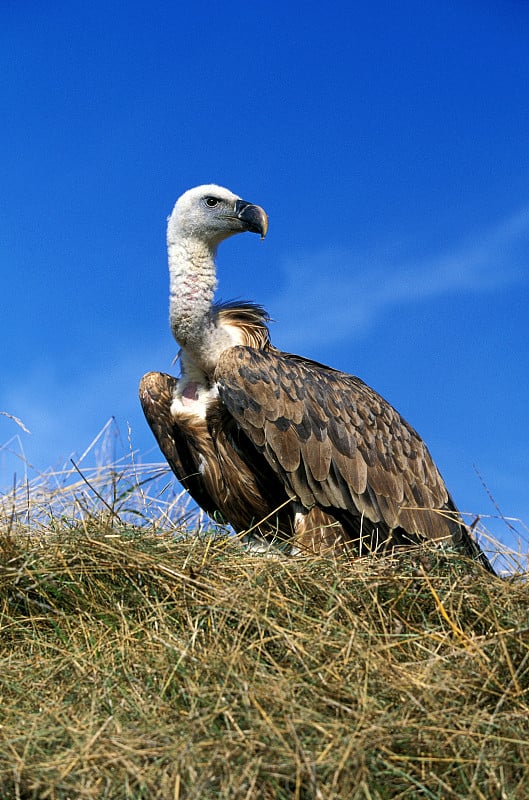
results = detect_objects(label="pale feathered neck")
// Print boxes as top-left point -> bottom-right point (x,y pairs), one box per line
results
168,231 -> 234,377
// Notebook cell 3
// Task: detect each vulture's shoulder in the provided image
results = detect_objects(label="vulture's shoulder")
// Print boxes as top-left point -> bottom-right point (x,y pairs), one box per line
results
215,345 -> 418,440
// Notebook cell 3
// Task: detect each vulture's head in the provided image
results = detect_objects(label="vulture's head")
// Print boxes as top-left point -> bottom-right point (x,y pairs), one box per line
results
167,184 -> 268,250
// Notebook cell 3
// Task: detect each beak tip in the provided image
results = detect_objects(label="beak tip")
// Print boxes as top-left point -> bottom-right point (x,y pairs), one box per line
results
235,199 -> 269,238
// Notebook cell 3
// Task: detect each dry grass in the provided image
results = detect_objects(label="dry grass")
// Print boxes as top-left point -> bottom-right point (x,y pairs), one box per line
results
1,442 -> 528,799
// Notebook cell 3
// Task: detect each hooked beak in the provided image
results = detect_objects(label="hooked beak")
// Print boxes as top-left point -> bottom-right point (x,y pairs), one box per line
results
234,199 -> 269,239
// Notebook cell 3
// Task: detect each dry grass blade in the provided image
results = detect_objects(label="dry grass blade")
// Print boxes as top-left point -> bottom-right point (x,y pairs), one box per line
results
0,412 -> 31,435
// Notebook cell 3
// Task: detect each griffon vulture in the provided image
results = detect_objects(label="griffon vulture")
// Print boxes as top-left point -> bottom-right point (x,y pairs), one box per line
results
139,184 -> 494,571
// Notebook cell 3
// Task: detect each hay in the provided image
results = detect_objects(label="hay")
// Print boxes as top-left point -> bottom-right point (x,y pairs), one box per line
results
0,430 -> 527,798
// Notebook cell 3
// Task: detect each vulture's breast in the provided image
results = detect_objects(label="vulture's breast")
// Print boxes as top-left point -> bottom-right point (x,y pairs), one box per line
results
170,380 -> 218,422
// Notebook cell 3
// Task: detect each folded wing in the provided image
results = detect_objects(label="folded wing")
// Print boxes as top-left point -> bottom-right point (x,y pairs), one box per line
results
216,346 -> 468,549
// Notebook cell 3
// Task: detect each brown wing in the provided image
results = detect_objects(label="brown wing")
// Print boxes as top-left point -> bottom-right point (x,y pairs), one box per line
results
139,371 -> 222,518
215,347 -> 468,549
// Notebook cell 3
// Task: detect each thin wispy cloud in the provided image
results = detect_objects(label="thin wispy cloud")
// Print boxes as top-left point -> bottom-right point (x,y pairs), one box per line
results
270,206 -> 529,349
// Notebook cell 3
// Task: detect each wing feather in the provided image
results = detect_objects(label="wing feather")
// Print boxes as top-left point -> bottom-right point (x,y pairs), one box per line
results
265,417 -> 301,472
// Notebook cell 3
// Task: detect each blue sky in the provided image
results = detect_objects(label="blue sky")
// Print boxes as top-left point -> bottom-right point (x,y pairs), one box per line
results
1,0 -> 528,550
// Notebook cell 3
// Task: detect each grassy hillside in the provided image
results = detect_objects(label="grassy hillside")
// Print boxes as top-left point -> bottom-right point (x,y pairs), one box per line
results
0,459 -> 528,799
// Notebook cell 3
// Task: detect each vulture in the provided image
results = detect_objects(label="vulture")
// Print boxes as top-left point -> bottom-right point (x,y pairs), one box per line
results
139,184 -> 494,571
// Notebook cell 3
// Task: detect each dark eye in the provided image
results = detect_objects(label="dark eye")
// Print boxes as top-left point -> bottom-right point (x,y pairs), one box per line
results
204,197 -> 219,208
